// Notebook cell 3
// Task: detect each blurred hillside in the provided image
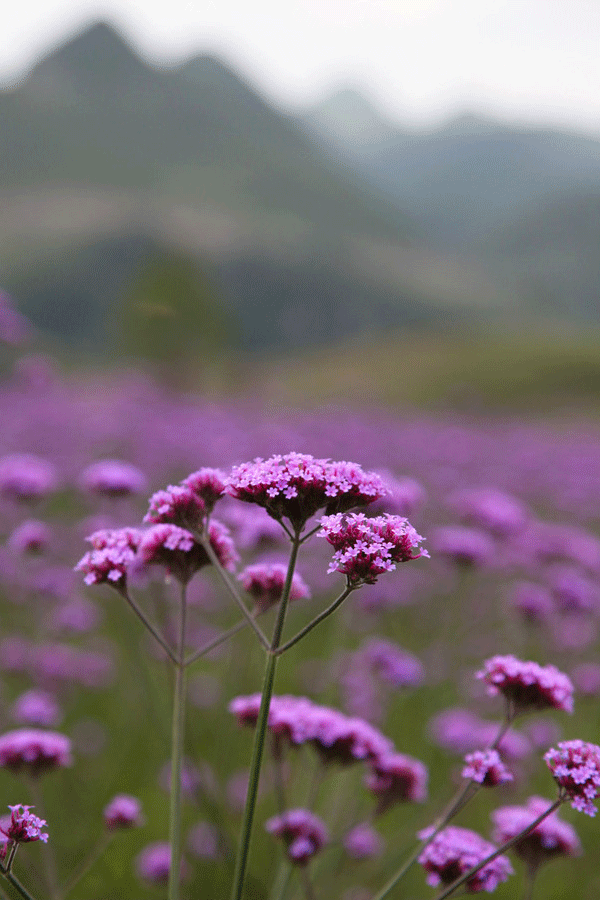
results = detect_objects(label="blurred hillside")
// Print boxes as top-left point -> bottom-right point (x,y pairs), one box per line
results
1,22 -> 599,359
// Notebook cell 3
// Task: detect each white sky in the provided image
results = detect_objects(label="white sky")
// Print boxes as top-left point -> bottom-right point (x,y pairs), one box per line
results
2,0 -> 600,132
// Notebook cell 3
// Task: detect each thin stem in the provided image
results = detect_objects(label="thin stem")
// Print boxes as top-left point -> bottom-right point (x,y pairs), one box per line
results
61,833 -> 112,896
299,523 -> 323,545
522,864 -> 537,900
122,588 -> 177,664
196,531 -> 270,649
230,533 -> 302,900
371,712 -> 513,900
430,798 -> 563,900
298,866 -> 316,900
2,872 -> 37,900
274,586 -> 354,656
27,781 -> 58,900
269,859 -> 293,900
185,618 -> 248,667
167,582 -> 188,900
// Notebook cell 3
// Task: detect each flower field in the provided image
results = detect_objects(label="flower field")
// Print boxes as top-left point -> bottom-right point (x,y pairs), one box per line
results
1,342 -> 600,898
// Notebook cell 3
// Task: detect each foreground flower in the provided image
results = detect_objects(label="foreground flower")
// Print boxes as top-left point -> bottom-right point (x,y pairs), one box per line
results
366,750 -> 428,813
265,809 -> 328,865
544,740 -> 600,815
417,825 -> 513,893
104,794 -> 144,830
225,453 -> 388,531
75,528 -> 143,593
136,520 -> 238,583
0,805 -> 48,844
238,562 -> 311,612
476,655 -> 574,715
0,729 -> 72,776
319,513 -> 428,585
491,796 -> 580,869
462,750 -> 513,787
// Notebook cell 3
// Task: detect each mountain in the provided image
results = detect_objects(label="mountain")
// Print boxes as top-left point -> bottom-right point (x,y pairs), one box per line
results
298,91 -> 600,246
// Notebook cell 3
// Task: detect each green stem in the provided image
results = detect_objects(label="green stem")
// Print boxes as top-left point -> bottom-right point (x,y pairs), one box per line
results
196,531 -> 270,649
268,859 -> 294,900
122,588 -> 177,664
430,798 -> 563,900
185,618 -> 248,667
2,872 -> 37,900
230,533 -> 302,900
522,864 -> 537,900
274,586 -> 354,656
167,582 -> 188,900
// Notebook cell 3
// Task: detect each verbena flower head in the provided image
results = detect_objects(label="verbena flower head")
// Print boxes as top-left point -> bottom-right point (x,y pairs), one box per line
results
75,528 -> 143,593
0,454 -> 57,503
476,655 -> 574,715
229,694 -> 393,764
79,460 -> 147,498
0,805 -> 48,844
462,750 -> 513,787
225,453 -> 388,532
238,562 -> 311,612
145,470 -> 225,531
544,740 -> 600,815
319,512 -> 428,585
136,520 -> 237,584
430,526 -> 494,568
448,488 -> 529,537
491,796 -> 581,869
362,638 -> 424,688
0,729 -> 72,776
181,468 -> 226,513
265,809 -> 328,865
366,751 -> 428,814
343,823 -> 384,860
104,794 -> 144,830
417,825 -> 513,893
11,690 -> 62,728
136,841 -> 174,884
8,520 -> 52,555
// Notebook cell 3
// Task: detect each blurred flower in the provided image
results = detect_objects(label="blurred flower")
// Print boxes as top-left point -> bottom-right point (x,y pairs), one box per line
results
238,562 -> 310,612
571,662 -> 600,696
544,740 -> 600,815
11,690 -> 62,728
461,750 -> 513,787
265,809 -> 328,865
366,751 -> 428,813
430,526 -> 494,568
343,823 -> 384,860
104,795 -> 144,830
447,487 -> 528,537
476,655 -> 574,715
0,454 -> 57,503
0,729 -> 72,776
187,821 -> 222,860
491,796 -> 580,869
136,842 -> 180,884
79,459 -> 147,499
7,520 -> 52,555
361,638 -> 424,688
417,825 -> 513,893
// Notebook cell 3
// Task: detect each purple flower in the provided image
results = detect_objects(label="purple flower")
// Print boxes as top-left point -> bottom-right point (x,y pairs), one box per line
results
428,708 -> 531,760
366,751 -> 428,813
0,729 -> 72,776
75,527 -> 143,593
265,809 -> 328,865
371,472 -> 426,516
238,562 -> 310,612
136,520 -> 237,583
476,655 -> 574,715
361,638 -> 424,688
181,468 -> 226,513
7,520 -> 52,555
187,821 -> 221,860
11,690 -> 62,728
571,662 -> 600,696
136,841 -> 173,884
417,825 -> 513,893
145,484 -> 206,531
430,526 -> 494,568
104,795 -> 144,830
0,805 -> 48,844
509,581 -> 554,625
343,823 -> 384,860
225,453 -> 388,531
544,740 -> 600,816
462,750 -> 513,787
491,796 -> 580,869
319,512 -> 428,585
79,460 -> 147,498
447,488 -> 528,537
0,454 -> 57,503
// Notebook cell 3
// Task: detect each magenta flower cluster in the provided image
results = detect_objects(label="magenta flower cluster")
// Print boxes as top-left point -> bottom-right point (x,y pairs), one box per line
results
137,520 -> 237,583
103,795 -> 144,830
461,750 -> 513,787
0,805 -> 48,846
0,729 -> 72,776
225,453 -> 388,530
75,528 -> 143,591
491,796 -> 581,868
319,512 -> 428,585
238,562 -> 310,612
144,467 -> 226,531
544,740 -> 600,816
265,809 -> 328,865
365,750 -> 429,813
417,825 -> 513,893
476,655 -> 574,715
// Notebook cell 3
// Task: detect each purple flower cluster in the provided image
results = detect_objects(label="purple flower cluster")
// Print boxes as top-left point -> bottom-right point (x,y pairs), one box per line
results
8,520 -> 52,555
0,805 -> 48,845
448,487 -> 528,537
75,527 -> 143,592
417,825 -> 513,893
103,794 -> 144,830
319,512 -> 428,585
476,655 -> 574,715
430,526 -> 495,568
145,468 -> 226,532
544,740 -> 600,816
229,694 -> 394,765
0,729 -> 72,776
0,454 -> 57,503
366,750 -> 428,813
461,750 -> 513,787
265,809 -> 328,865
137,520 -> 237,583
225,453 -> 388,530
79,460 -> 147,498
361,638 -> 424,688
238,562 -> 310,612
343,823 -> 384,860
491,796 -> 581,868
429,708 -> 531,760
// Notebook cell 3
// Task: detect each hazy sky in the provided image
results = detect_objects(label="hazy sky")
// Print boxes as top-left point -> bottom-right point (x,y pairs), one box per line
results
2,0 -> 600,131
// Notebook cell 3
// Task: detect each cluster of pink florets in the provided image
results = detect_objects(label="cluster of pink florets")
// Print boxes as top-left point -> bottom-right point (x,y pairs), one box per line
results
461,749 -> 513,787
137,521 -> 237,583
0,805 -> 48,847
544,740 -> 600,816
491,796 -> 581,867
365,750 -> 429,813
0,729 -> 72,776
144,468 -> 226,531
319,512 -> 428,585
417,825 -> 513,893
476,655 -> 574,715
225,453 -> 388,530
265,809 -> 328,865
238,563 -> 311,612
75,528 -> 143,591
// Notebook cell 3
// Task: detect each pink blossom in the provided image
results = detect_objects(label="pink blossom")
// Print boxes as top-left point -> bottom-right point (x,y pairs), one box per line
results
476,655 -> 574,715
0,729 -> 72,776
265,809 -> 328,865
104,795 -> 144,830
462,750 -> 513,787
238,562 -> 310,612
491,796 -> 580,868
366,751 -> 428,813
136,520 -> 237,583
417,825 -> 513,893
79,460 -> 147,498
75,527 -> 143,592
0,805 -> 48,844
544,740 -> 600,816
